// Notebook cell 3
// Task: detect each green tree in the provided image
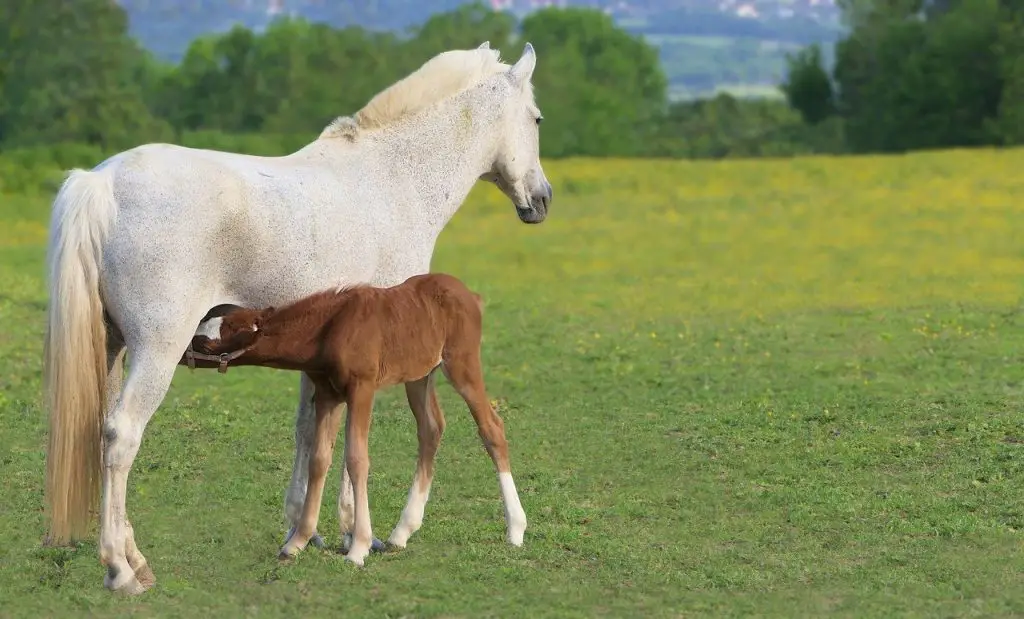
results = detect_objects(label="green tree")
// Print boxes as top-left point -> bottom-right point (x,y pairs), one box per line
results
833,0 -> 1004,152
402,2 -> 516,67
160,18 -> 407,137
0,0 -> 170,149
781,44 -> 835,125
519,7 -> 668,158
165,25 -> 268,133
991,11 -> 1024,144
260,22 -> 404,133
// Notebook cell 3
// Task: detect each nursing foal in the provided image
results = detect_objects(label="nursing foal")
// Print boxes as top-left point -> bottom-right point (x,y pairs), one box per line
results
184,273 -> 527,566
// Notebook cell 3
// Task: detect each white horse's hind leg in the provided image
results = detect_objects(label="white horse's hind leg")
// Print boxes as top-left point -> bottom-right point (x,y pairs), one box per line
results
103,330 -> 155,587
338,448 -> 355,551
99,344 -> 181,595
283,374 -> 327,549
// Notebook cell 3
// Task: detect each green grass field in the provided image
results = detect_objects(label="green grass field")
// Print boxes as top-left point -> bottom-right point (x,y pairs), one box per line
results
1,151 -> 1023,617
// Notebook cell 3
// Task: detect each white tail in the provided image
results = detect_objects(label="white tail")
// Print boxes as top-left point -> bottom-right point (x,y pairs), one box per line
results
43,167 -> 118,545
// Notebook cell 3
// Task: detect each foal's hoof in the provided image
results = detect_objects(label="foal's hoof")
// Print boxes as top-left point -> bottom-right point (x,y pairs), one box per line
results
344,546 -> 371,567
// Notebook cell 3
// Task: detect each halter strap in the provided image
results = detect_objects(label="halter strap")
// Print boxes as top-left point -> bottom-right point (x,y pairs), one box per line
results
184,342 -> 249,374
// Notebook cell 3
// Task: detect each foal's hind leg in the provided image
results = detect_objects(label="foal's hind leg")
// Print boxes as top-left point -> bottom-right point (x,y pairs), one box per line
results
388,370 -> 446,548
280,380 -> 343,559
442,352 -> 528,546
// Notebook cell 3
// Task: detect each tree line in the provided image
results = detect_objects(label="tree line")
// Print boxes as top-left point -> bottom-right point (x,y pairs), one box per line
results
782,0 -> 1024,153
0,0 -> 832,166
0,0 -> 1020,170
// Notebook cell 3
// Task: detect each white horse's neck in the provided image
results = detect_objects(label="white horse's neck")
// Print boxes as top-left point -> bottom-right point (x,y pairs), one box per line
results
354,85 -> 504,236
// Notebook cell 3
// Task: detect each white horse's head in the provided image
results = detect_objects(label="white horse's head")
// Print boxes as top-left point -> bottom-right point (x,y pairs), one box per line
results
321,41 -> 553,225
480,43 -> 553,225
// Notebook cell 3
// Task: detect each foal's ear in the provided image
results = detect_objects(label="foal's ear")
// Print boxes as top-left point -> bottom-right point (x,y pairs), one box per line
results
509,42 -> 536,87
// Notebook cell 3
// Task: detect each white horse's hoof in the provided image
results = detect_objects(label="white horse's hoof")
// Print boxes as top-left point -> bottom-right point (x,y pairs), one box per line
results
105,563 -> 151,596
133,562 -> 157,590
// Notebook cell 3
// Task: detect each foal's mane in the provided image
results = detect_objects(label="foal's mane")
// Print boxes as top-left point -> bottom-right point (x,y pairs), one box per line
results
319,48 -> 509,141
255,284 -> 369,333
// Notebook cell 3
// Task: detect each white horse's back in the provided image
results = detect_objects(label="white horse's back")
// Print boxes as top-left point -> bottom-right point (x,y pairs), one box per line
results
98,140 -> 385,309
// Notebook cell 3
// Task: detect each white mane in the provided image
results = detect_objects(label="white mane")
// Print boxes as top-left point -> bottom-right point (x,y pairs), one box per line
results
320,48 -> 509,141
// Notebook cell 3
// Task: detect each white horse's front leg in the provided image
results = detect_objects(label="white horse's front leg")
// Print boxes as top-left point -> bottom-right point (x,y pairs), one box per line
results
338,457 -> 355,551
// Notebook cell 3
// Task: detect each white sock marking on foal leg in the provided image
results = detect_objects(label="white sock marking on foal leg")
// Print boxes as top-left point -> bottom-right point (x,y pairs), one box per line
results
388,481 -> 431,548
498,472 -> 527,546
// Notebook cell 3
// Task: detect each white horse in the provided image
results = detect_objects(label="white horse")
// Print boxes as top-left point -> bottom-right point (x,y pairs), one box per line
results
42,42 -> 551,594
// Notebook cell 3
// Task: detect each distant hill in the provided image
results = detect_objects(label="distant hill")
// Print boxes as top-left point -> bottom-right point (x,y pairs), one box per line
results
117,0 -> 845,99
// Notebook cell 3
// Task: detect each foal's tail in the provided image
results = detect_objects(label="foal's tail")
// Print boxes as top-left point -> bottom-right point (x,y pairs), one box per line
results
43,167 -> 118,546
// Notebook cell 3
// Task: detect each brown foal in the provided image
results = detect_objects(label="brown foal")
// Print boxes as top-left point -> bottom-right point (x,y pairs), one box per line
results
183,273 -> 527,566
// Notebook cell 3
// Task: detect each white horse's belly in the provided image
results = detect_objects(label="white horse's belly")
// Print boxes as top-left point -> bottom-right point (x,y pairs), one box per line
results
229,243 -> 431,309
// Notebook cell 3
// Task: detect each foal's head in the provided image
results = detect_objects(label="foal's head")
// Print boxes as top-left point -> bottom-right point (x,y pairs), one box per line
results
479,43 -> 553,225
193,308 -> 266,353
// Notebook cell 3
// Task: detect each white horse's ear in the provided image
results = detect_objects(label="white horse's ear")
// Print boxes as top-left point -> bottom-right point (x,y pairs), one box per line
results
509,42 -> 536,86
478,41 -> 490,50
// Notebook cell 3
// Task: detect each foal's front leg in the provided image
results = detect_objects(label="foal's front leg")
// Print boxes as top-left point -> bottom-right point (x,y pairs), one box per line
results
279,381 -> 343,559
343,381 -> 378,566
283,373 -> 326,550
339,445 -> 388,555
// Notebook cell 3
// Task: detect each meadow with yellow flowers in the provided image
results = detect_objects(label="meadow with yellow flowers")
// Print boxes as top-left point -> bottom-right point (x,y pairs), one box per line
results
1,149 -> 1022,617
